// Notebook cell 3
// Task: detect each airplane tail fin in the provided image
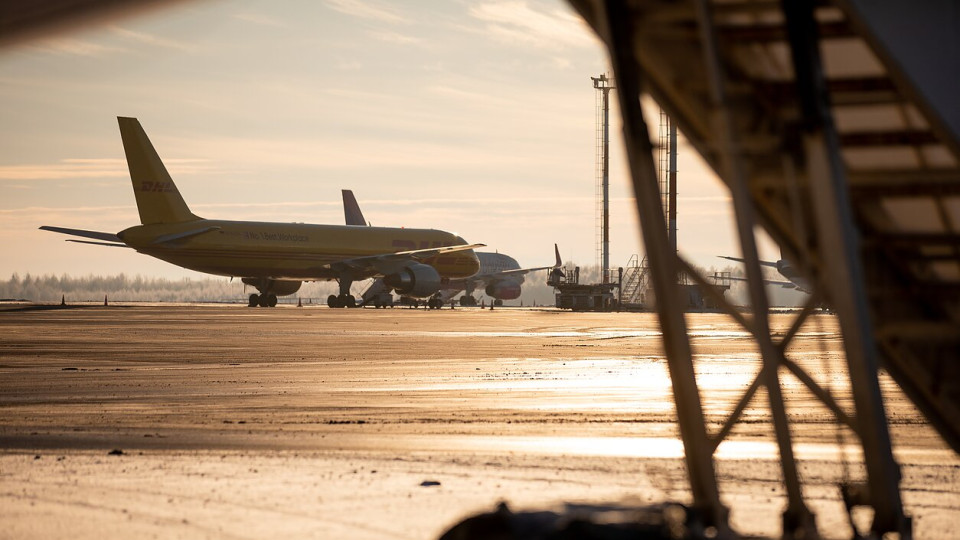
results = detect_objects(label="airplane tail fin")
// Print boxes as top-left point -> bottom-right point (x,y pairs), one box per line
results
342,189 -> 368,226
118,117 -> 200,225
554,243 -> 562,267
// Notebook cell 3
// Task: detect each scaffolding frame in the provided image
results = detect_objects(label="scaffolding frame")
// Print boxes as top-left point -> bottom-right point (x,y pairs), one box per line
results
593,74 -> 614,283
561,0 -> 960,536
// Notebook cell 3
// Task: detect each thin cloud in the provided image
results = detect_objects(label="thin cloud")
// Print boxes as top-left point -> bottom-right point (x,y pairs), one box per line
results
26,38 -> 122,57
232,12 -> 286,28
109,26 -> 194,52
0,205 -> 130,215
0,164 -> 127,181
324,0 -> 411,24
61,159 -> 127,165
469,1 -> 595,50
428,85 -> 514,107
367,30 -> 423,45
0,158 -> 216,181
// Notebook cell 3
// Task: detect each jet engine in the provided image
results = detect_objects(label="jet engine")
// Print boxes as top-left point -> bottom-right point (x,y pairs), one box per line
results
383,263 -> 442,298
485,279 -> 522,300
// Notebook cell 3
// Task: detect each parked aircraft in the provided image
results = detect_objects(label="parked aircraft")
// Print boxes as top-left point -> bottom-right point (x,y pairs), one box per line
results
444,247 -> 561,306
41,117 -> 482,308
342,190 -> 559,307
718,252 -> 811,294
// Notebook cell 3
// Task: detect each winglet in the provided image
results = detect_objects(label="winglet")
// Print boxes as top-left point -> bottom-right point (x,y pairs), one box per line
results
554,243 -> 562,267
342,189 -> 368,226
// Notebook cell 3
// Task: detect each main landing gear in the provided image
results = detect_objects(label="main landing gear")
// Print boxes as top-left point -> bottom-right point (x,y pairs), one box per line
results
327,294 -> 358,308
248,293 -> 278,308
242,278 -> 301,308
459,295 -> 478,307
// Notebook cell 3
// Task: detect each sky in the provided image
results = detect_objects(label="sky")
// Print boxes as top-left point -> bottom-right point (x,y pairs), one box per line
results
0,0 -> 786,289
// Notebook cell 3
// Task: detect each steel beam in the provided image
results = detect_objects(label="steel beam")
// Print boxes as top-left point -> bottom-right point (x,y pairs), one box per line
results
695,0 -> 817,535
782,0 -> 909,536
601,0 -> 728,532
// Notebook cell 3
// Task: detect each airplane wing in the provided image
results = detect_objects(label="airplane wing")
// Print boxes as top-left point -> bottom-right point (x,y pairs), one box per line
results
478,242 -> 563,279
481,265 -> 553,279
40,225 -> 127,247
724,275 -> 799,289
718,255 -> 778,268
324,243 -> 485,275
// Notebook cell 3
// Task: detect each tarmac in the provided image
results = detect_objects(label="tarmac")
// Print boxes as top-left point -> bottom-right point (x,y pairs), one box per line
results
0,304 -> 957,539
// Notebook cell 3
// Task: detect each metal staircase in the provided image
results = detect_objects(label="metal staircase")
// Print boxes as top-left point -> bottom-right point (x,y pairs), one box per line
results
619,254 -> 648,305
568,0 -> 960,537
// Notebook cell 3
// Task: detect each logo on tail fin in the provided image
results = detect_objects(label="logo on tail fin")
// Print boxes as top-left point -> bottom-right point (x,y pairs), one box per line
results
139,182 -> 175,193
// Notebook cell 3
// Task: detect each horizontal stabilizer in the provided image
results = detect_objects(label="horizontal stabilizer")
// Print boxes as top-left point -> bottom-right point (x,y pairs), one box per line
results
40,225 -> 122,243
66,239 -> 130,248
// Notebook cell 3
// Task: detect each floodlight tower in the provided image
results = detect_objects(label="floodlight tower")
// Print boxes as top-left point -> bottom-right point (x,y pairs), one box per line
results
593,73 -> 614,283
658,110 -> 679,255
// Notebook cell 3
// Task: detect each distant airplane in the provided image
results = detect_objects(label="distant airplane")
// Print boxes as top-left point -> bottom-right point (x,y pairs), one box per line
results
718,252 -> 811,294
341,190 -> 559,307
444,247 -> 561,306
41,117 -> 482,308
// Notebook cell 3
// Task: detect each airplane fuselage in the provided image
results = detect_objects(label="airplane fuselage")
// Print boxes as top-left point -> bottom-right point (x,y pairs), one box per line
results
118,220 -> 479,281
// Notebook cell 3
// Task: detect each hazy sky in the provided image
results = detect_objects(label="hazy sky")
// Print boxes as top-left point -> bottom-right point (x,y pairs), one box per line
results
0,0 -> 780,282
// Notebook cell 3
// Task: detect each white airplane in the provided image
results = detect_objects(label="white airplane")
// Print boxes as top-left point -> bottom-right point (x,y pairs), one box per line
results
342,190 -> 559,307
718,251 -> 811,294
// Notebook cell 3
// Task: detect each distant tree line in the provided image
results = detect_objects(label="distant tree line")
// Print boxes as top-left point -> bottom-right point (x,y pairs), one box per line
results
0,273 -> 338,303
1,262 -> 800,307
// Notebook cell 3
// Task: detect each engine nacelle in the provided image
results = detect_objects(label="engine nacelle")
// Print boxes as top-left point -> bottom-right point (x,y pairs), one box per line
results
485,279 -> 522,300
241,278 -> 302,296
383,263 -> 441,298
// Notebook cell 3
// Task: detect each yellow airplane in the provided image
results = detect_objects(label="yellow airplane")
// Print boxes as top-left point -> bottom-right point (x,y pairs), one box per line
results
41,117 -> 482,308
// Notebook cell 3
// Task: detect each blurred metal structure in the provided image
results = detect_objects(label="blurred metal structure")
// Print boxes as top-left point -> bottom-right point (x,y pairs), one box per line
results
0,0 -> 187,48
568,0 -> 960,538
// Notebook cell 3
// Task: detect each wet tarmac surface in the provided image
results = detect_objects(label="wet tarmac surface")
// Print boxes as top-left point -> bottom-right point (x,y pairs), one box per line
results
1,305 -> 957,538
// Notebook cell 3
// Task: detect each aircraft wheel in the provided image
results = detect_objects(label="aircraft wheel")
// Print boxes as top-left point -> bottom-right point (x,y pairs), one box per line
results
342,295 -> 357,308
248,293 -> 260,307
267,293 -> 278,307
327,294 -> 340,308
258,294 -> 270,307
